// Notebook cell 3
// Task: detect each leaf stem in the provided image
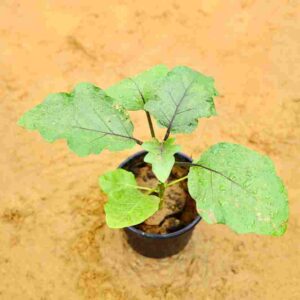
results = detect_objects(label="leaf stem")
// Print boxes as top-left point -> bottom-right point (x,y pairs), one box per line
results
129,77 -> 156,138
165,175 -> 188,188
123,184 -> 158,193
145,111 -> 156,138
145,187 -> 159,195
136,185 -> 156,192
175,161 -> 244,190
132,137 -> 143,145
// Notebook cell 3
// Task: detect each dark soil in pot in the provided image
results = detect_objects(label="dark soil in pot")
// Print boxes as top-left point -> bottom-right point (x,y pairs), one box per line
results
120,151 -> 201,258
123,152 -> 198,234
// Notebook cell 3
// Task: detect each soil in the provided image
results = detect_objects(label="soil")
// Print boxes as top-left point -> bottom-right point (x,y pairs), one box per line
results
122,153 -> 198,234
1,1 -> 300,299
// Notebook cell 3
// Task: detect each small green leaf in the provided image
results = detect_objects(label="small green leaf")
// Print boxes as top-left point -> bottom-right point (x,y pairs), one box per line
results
188,143 -> 289,236
142,138 -> 181,182
18,82 -> 137,157
99,169 -> 137,194
99,169 -> 160,228
104,190 -> 160,228
145,66 -> 218,135
105,64 -> 169,111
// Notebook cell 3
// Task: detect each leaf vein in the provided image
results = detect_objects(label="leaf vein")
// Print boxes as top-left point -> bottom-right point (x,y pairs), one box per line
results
163,76 -> 197,140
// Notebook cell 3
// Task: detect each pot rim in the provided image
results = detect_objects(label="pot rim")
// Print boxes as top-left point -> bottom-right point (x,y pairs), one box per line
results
119,150 -> 202,240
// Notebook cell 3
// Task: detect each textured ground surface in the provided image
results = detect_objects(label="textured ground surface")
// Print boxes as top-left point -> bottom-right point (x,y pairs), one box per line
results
0,1 -> 299,299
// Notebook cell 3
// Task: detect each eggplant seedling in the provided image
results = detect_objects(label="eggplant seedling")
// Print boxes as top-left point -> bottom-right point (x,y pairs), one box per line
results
18,65 -> 288,237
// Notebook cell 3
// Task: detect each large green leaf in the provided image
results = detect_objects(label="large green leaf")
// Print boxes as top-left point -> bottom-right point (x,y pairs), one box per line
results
188,143 -> 289,236
142,138 -> 181,182
18,83 -> 139,157
144,66 -> 218,136
99,169 -> 160,228
105,64 -> 169,110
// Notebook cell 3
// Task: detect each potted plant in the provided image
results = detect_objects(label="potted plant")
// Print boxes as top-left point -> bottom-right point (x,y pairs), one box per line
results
18,65 -> 289,258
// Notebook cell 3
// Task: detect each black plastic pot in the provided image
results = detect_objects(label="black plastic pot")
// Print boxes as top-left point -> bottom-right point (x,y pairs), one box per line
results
119,151 -> 201,259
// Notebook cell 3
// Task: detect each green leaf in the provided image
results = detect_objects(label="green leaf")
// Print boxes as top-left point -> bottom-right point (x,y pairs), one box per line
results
188,143 -> 289,236
145,66 -> 218,136
142,138 -> 181,182
105,64 -> 169,111
104,190 -> 160,229
18,82 -> 138,157
99,169 -> 160,228
99,168 -> 138,194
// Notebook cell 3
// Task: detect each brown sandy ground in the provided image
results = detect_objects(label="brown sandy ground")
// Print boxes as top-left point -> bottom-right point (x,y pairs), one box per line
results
0,1 -> 299,299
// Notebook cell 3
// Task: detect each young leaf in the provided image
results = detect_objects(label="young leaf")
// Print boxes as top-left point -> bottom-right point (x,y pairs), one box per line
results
104,190 -> 160,228
99,168 -> 137,194
188,143 -> 289,236
18,83 -> 140,157
105,64 -> 169,111
99,169 -> 160,228
144,66 -> 218,139
142,138 -> 181,182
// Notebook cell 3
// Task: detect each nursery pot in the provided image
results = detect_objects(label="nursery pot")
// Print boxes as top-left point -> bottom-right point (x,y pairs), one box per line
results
119,151 -> 201,259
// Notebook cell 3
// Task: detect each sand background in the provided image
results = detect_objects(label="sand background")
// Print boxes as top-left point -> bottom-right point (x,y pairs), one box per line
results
0,0 -> 299,299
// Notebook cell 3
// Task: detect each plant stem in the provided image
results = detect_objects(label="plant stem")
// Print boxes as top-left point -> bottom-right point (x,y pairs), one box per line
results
165,175 -> 188,188
158,183 -> 165,208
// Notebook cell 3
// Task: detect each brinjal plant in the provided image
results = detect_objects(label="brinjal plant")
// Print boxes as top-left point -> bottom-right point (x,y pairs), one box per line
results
18,65 -> 289,236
